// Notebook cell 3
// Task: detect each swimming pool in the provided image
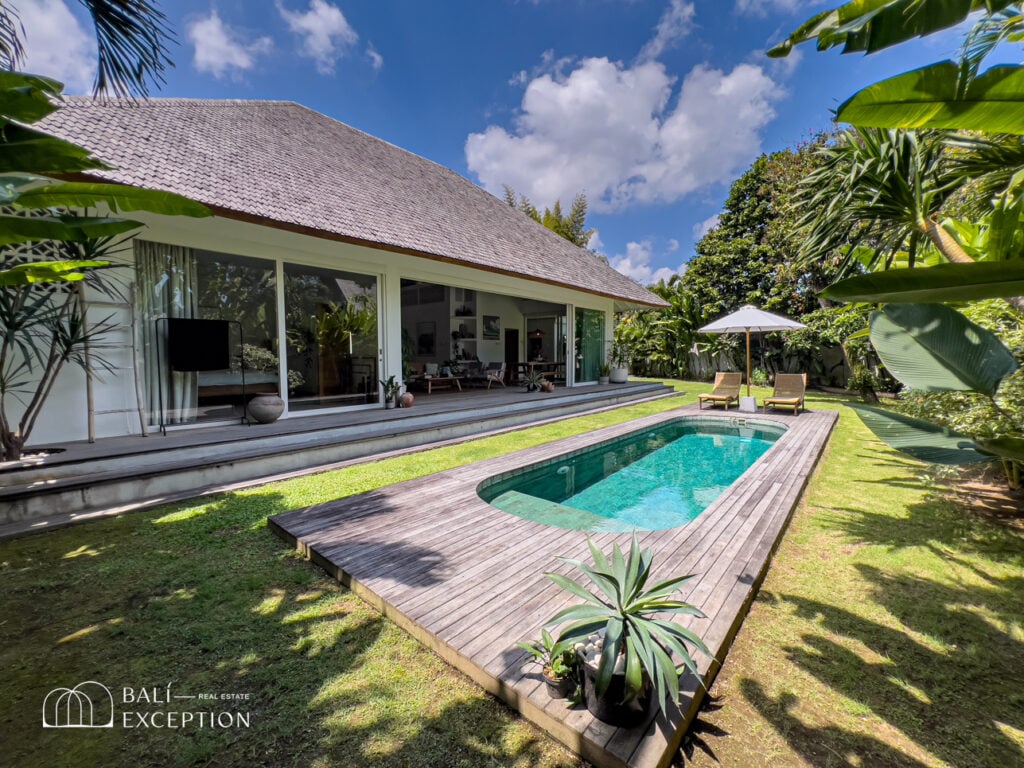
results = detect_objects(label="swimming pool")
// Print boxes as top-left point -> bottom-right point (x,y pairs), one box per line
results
478,418 -> 785,532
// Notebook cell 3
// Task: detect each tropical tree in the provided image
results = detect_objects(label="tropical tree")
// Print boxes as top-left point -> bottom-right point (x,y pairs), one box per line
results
773,1 -> 1024,485
796,127 -> 969,274
0,0 -> 173,98
685,139 -> 832,318
503,186 -> 595,248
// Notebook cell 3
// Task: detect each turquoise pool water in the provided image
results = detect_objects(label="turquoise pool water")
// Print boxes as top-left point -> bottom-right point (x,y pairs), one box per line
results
479,419 -> 783,532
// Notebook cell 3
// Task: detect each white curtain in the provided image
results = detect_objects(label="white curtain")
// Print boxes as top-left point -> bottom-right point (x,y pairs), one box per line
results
135,241 -> 198,425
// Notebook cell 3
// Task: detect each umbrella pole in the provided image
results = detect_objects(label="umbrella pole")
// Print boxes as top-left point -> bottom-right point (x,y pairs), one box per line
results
745,327 -> 753,397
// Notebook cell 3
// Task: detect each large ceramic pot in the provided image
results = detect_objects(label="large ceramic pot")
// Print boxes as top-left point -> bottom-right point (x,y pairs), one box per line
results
246,394 -> 284,424
609,367 -> 629,384
579,653 -> 652,727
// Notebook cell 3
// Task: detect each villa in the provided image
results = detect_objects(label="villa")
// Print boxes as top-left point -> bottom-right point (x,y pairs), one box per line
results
32,97 -> 665,444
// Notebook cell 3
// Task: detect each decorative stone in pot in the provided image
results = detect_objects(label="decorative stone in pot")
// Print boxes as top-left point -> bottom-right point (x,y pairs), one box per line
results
247,393 -> 284,424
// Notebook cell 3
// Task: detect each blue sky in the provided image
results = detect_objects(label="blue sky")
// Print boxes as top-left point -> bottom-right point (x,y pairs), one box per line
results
20,0 -> 968,285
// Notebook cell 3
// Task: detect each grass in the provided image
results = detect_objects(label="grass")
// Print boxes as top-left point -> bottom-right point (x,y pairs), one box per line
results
0,386 -> 696,768
2,382 -> 1021,767
687,391 -> 1024,768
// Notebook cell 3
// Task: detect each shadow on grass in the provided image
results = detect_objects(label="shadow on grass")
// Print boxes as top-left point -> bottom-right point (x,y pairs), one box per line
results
721,479 -> 1024,768
307,694 -> 580,768
772,559 -> 1024,768
736,680 -> 930,768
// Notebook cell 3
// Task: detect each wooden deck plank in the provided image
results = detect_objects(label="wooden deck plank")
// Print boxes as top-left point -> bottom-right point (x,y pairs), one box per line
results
268,404 -> 837,768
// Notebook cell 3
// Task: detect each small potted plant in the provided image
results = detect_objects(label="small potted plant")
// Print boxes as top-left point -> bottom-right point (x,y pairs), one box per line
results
544,534 -> 712,727
597,362 -> 611,385
379,375 -> 401,408
517,628 -> 578,699
523,369 -> 546,392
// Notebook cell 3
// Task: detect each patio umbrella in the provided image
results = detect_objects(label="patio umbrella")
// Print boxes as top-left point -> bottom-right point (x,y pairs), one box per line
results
698,305 -> 806,396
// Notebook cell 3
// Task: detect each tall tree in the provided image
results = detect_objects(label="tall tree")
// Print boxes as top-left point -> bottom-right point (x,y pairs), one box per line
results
682,138 -> 831,318
503,186 -> 595,248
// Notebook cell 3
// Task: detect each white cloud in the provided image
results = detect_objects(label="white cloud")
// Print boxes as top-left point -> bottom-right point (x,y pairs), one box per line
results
693,214 -> 720,240
277,0 -> 358,75
587,229 -> 604,252
637,0 -> 696,62
188,11 -> 272,79
609,240 -> 685,285
18,0 -> 95,93
466,57 -> 782,214
366,44 -> 384,71
735,0 -> 810,16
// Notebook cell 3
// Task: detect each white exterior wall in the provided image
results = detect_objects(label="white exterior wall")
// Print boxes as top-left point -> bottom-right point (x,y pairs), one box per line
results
22,213 -> 616,445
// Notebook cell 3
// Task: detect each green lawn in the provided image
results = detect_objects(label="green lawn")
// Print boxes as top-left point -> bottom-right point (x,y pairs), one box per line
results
688,392 -> 1024,768
2,382 -> 1021,768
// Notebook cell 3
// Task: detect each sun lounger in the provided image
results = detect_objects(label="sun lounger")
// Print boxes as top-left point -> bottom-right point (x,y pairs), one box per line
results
698,372 -> 742,410
763,373 -> 807,415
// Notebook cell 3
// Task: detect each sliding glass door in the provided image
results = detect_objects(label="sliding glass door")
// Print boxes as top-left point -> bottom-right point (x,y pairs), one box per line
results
136,241 -> 278,425
574,308 -> 605,383
284,264 -> 379,410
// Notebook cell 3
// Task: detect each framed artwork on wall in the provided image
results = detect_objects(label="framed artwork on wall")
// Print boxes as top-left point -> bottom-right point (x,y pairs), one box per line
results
482,315 -> 500,340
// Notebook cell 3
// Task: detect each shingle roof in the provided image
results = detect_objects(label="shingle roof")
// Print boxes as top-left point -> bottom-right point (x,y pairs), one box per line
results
40,98 -> 666,308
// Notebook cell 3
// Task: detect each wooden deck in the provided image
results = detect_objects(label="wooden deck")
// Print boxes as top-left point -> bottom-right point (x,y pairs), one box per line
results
269,404 -> 838,768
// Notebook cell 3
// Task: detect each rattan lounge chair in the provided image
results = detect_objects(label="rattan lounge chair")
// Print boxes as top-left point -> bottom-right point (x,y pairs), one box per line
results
698,372 -> 742,410
763,373 -> 807,415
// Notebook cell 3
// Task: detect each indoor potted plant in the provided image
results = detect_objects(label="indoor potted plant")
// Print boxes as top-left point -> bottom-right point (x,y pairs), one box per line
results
379,375 -> 401,408
544,535 -> 712,727
517,628 -> 578,699
597,362 -> 611,385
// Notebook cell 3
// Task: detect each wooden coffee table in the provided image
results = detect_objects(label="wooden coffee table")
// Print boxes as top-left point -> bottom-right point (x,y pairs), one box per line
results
417,376 -> 463,394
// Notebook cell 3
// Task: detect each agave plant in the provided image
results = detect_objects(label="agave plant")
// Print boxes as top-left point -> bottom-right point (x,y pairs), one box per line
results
544,535 -> 712,715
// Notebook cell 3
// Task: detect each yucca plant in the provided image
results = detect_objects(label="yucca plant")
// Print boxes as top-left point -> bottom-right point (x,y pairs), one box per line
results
544,534 -> 712,718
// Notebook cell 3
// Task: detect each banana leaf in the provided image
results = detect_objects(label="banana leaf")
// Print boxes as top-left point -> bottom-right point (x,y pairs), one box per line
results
768,1 -> 1017,58
0,214 -> 140,246
869,303 -> 1018,395
847,403 -> 990,464
13,181 -> 211,217
0,260 -> 111,286
0,70 -> 63,123
0,124 -> 105,174
837,61 -> 1024,133
822,261 -> 1024,302
976,435 -> 1024,461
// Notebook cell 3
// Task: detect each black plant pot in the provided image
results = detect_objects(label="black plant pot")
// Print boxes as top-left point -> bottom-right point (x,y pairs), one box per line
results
579,655 -> 652,727
543,668 -> 571,699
